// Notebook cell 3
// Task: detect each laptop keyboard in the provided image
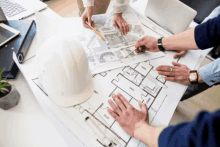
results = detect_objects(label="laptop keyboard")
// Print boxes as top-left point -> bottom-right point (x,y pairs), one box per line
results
0,0 -> 26,18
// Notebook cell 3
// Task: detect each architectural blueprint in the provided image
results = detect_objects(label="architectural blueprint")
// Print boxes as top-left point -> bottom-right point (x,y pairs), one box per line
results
18,6 -> 206,147
35,7 -> 165,75
74,10 -> 165,74
27,49 -> 179,147
31,59 -> 171,147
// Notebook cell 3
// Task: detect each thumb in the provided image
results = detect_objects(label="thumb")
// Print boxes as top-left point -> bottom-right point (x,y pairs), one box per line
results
88,16 -> 92,27
135,40 -> 145,49
173,52 -> 182,59
172,61 -> 182,67
137,37 -> 145,42
173,51 -> 186,59
138,101 -> 147,114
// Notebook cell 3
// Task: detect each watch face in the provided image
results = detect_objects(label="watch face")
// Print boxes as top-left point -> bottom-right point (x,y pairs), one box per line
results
189,73 -> 197,81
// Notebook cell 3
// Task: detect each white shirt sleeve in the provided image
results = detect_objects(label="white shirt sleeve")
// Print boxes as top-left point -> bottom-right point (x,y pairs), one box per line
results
82,0 -> 129,13
112,0 -> 130,13
82,0 -> 94,7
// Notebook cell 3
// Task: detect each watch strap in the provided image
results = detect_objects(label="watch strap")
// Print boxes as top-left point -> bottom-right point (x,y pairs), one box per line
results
158,37 -> 165,52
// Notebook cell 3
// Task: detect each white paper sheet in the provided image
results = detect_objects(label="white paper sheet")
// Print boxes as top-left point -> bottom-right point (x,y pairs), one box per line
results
35,9 -> 165,75
13,47 -> 199,147
13,6 -> 211,147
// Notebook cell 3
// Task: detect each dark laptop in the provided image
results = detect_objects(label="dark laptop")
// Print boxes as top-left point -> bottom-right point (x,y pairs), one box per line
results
0,6 -> 36,79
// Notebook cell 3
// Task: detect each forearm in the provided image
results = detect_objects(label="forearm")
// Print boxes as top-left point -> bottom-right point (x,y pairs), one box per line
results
134,124 -> 166,147
163,28 -> 199,51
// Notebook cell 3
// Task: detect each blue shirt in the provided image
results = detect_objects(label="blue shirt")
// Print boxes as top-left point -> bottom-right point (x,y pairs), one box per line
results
158,13 -> 220,147
159,110 -> 220,147
199,58 -> 220,86
195,15 -> 220,86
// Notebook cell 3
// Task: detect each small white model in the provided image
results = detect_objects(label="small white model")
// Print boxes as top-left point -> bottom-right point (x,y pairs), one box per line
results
37,35 -> 94,107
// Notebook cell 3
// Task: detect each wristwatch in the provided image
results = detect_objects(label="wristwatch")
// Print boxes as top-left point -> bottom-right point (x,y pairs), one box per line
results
188,70 -> 198,84
157,37 -> 165,52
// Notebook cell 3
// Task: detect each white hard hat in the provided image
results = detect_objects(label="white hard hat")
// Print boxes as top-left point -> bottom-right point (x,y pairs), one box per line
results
37,35 -> 94,107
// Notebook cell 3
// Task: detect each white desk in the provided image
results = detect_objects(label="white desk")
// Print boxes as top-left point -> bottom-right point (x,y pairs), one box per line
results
0,4 -> 202,147
0,8 -> 70,147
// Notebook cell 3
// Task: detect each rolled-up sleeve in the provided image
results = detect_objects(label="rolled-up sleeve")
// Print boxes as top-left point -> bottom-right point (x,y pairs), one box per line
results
199,58 -> 220,86
112,0 -> 130,13
82,0 -> 94,7
194,15 -> 220,49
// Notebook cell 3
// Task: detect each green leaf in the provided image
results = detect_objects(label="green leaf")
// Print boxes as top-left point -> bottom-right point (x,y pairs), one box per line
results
0,85 -> 4,89
0,89 -> 5,93
1,88 -> 9,92
2,83 -> 10,87
0,67 -> 6,82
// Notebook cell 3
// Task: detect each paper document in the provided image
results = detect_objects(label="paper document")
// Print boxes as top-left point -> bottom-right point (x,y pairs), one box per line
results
73,10 -> 166,74
13,46 -> 199,147
14,6 -> 211,147
35,8 -> 165,75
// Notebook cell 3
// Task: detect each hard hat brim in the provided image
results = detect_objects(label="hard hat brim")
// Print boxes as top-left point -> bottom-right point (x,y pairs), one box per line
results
51,77 -> 94,107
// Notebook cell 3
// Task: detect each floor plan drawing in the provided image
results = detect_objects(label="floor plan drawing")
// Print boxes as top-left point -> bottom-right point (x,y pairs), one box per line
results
24,7 -> 188,147
32,59 -> 170,147
74,12 -> 165,74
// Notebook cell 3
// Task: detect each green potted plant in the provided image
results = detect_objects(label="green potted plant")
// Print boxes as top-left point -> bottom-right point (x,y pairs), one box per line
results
0,68 -> 20,110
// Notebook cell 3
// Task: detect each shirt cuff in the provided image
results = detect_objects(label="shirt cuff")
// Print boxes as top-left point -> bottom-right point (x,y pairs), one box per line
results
199,60 -> 220,86
82,0 -> 94,7
113,5 -> 128,13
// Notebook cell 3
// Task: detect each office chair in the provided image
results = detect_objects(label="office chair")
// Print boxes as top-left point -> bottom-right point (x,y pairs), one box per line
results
179,0 -> 220,23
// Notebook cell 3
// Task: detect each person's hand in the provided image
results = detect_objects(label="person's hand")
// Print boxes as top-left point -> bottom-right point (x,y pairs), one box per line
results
134,36 -> 160,53
82,6 -> 95,28
113,13 -> 129,35
173,50 -> 187,59
156,61 -> 191,85
107,93 -> 149,137
108,93 -> 166,147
